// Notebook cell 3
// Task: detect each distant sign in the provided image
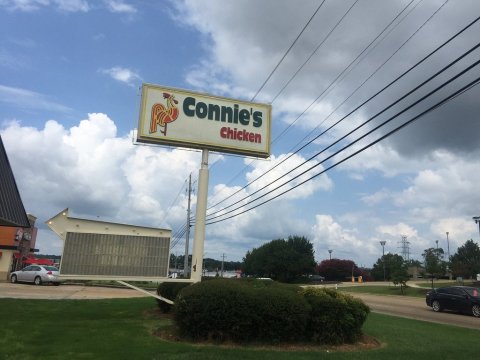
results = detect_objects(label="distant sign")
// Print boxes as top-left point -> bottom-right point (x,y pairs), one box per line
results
137,83 -> 272,158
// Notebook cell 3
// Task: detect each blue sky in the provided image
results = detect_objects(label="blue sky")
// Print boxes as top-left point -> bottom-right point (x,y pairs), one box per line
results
1,0 -> 480,267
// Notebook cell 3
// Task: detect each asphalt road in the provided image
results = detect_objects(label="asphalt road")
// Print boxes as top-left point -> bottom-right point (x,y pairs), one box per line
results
349,292 -> 480,330
0,282 -> 479,330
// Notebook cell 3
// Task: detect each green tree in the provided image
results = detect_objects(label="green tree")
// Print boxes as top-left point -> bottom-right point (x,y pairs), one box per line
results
316,259 -> 366,281
422,247 -> 446,287
243,235 -> 315,282
391,262 -> 409,294
450,239 -> 480,279
370,253 -> 405,281
405,259 -> 422,267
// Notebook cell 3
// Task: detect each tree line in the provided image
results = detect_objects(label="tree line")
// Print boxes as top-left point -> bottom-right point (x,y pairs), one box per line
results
172,236 -> 480,284
370,239 -> 480,285
170,254 -> 242,272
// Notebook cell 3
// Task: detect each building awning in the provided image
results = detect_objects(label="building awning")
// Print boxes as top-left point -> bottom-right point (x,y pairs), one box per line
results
23,257 -> 54,266
12,253 -> 54,265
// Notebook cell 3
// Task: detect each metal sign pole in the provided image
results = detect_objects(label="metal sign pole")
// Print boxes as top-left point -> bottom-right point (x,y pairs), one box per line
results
191,149 -> 209,282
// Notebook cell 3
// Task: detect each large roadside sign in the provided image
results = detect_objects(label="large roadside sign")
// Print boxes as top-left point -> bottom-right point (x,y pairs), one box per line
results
136,83 -> 272,158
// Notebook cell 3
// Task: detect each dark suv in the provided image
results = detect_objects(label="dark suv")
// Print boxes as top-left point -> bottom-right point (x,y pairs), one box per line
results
426,286 -> 480,317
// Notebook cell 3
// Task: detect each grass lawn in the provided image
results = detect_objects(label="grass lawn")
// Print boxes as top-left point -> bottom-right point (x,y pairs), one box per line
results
0,297 -> 478,359
415,280 -> 478,288
339,285 -> 429,298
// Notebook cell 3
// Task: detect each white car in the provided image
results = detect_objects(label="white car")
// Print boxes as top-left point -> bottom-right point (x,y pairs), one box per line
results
10,265 -> 61,285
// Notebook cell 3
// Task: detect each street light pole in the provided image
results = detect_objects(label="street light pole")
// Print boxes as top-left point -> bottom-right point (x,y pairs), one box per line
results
328,249 -> 333,260
380,241 -> 386,282
473,216 -> 480,237
446,231 -> 451,280
446,232 -> 450,261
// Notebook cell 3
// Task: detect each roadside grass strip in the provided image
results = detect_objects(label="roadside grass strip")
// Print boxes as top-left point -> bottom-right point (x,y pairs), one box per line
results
0,297 -> 478,359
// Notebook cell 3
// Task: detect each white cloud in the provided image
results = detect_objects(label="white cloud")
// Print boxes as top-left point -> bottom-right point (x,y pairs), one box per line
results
53,0 -> 88,12
0,0 -> 89,12
104,0 -> 136,14
429,218 -> 478,250
244,153 -> 333,201
0,49 -> 28,70
376,222 -> 418,239
311,214 -> 377,264
99,66 -> 142,86
0,0 -> 50,11
361,188 -> 391,205
2,113 -> 313,258
1,114 -> 204,254
0,84 -> 72,113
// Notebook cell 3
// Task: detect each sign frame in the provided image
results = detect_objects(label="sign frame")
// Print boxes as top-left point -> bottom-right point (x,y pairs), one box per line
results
136,83 -> 272,158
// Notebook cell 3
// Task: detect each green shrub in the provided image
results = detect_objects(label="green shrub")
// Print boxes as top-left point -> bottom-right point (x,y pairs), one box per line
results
301,287 -> 370,344
174,278 -> 309,343
156,282 -> 191,313
172,280 -> 369,345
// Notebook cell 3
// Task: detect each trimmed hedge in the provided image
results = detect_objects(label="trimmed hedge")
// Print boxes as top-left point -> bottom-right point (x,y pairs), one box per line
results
174,278 -> 309,343
156,282 -> 191,313
301,287 -> 370,344
172,279 -> 370,345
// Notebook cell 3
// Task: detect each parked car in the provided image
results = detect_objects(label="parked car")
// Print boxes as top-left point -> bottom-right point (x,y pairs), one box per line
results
10,265 -> 61,286
426,286 -> 480,317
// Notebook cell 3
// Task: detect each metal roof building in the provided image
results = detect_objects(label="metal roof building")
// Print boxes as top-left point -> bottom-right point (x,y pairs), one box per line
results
0,135 -> 30,228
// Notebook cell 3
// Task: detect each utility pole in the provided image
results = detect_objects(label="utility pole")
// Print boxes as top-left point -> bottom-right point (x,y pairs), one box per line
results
221,253 -> 226,277
184,174 -> 192,277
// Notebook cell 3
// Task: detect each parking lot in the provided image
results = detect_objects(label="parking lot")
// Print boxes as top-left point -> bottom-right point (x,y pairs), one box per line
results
0,282 -> 149,299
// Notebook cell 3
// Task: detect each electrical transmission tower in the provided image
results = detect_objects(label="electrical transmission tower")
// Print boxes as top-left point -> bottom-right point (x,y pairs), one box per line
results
398,235 -> 410,261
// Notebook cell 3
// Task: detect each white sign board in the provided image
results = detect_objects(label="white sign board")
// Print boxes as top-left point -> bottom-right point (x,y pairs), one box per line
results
45,208 -> 176,282
137,83 -> 272,158
61,232 -> 170,278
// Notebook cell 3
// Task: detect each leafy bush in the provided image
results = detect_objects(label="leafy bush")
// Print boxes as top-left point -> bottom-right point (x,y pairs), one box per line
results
173,279 -> 369,345
301,287 -> 370,344
174,278 -> 309,343
156,282 -> 191,313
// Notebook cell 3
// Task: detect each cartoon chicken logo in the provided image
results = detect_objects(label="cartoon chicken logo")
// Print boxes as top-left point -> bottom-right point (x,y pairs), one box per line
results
149,92 -> 179,136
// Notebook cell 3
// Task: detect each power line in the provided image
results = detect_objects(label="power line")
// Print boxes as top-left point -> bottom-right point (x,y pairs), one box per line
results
206,0 -> 450,210
270,0 -> 420,143
206,0 -> 417,209
269,0 -> 360,103
205,61 -> 480,224
206,1 -> 359,203
161,177 -> 187,225
250,0 -> 327,102
169,223 -> 189,250
270,0 -> 447,149
206,14 -> 480,214
207,76 -> 480,225
205,43 -> 480,219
